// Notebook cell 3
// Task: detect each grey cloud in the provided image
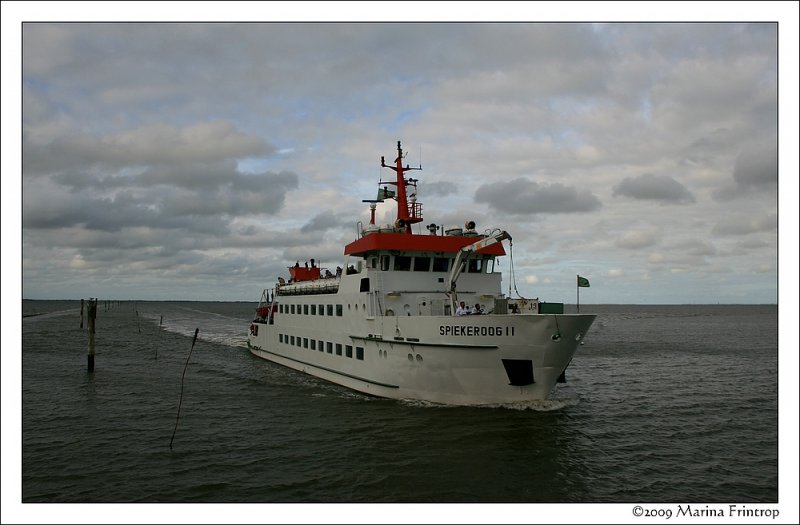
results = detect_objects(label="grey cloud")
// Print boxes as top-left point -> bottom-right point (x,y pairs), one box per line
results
422,181 -> 459,198
616,228 -> 661,249
474,178 -> 601,215
24,169 -> 297,235
23,121 -> 273,175
733,146 -> 777,188
300,210 -> 348,234
613,173 -> 695,204
712,145 -> 778,201
712,213 -> 777,236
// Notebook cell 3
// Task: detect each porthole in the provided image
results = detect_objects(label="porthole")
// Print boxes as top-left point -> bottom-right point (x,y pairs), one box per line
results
407,353 -> 414,362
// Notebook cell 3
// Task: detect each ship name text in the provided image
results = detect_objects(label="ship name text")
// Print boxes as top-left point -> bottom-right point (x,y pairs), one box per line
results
439,325 -> 515,337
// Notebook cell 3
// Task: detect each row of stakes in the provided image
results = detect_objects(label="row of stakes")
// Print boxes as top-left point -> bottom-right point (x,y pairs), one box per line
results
80,298 -> 198,448
80,299 -> 166,370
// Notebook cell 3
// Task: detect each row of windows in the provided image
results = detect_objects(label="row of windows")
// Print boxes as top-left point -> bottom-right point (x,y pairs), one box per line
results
280,303 -> 344,316
279,333 -> 365,360
369,255 -> 488,273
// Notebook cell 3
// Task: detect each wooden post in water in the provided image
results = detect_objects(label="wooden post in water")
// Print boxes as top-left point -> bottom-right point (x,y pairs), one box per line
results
87,298 -> 97,372
80,298 -> 84,329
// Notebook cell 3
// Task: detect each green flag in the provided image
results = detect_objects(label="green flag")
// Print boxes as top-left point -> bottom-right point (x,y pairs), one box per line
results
577,275 -> 590,288
378,187 -> 396,201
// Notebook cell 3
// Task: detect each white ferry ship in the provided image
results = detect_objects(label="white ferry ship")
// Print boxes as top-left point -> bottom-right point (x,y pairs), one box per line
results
247,141 -> 596,405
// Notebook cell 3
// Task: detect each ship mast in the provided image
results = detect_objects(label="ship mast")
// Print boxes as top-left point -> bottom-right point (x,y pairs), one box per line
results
381,141 -> 422,234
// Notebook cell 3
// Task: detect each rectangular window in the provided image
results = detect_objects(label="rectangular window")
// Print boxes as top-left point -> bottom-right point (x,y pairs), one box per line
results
290,335 -> 295,345
345,345 -> 353,358
291,304 -> 296,314
336,304 -> 343,316
318,304 -> 324,316
279,334 -> 283,343
318,340 -> 324,352
413,256 -> 431,271
356,347 -> 364,360
311,339 -> 316,350
303,304 -> 309,315
380,255 -> 390,271
311,304 -> 317,315
336,343 -> 342,356
360,278 -> 370,292
432,257 -> 450,272
394,255 -> 412,271
326,304 -> 333,316
468,258 -> 484,273
326,342 -> 333,354
303,337 -> 308,348
296,337 -> 301,347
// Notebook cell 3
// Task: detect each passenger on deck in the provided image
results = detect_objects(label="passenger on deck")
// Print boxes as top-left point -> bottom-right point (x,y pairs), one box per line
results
324,269 -> 334,278
336,266 -> 343,277
471,303 -> 483,315
346,265 -> 357,275
278,277 -> 286,286
456,301 -> 469,316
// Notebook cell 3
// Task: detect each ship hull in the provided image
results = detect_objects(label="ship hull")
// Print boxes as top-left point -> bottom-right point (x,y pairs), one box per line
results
248,312 -> 595,405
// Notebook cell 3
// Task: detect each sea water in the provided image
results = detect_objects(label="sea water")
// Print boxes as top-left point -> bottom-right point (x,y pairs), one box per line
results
16,301 -> 780,517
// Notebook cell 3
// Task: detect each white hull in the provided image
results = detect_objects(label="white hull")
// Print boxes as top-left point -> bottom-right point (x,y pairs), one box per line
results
248,310 -> 594,405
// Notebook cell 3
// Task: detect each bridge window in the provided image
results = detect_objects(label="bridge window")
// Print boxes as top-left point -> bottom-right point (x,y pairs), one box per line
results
318,304 -> 324,316
394,255 -> 412,271
380,255 -> 390,271
413,256 -> 431,271
360,278 -> 370,292
346,345 -> 353,358
336,343 -> 342,356
432,257 -> 450,272
303,304 -> 309,315
311,304 -> 317,315
327,304 -> 333,316
336,304 -> 343,316
468,259 -> 484,273
356,347 -> 364,360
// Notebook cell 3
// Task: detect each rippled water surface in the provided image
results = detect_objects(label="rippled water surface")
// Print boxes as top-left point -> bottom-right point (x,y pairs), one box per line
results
19,302 -> 779,514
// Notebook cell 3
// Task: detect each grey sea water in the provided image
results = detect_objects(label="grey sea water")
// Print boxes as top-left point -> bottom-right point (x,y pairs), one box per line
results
18,301 -> 781,517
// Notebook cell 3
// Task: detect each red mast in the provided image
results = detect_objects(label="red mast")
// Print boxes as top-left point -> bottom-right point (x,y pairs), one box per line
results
381,141 -> 423,234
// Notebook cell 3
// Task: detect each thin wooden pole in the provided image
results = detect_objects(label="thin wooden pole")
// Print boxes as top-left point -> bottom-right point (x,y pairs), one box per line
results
87,298 -> 97,371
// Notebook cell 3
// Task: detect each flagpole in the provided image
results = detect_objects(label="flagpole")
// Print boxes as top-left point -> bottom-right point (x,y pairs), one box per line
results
577,275 -> 580,313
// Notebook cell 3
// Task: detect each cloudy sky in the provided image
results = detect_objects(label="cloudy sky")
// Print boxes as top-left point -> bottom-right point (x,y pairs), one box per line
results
6,4 -> 797,305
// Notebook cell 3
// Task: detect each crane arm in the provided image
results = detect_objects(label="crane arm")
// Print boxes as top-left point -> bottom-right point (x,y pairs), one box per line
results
447,230 -> 512,315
